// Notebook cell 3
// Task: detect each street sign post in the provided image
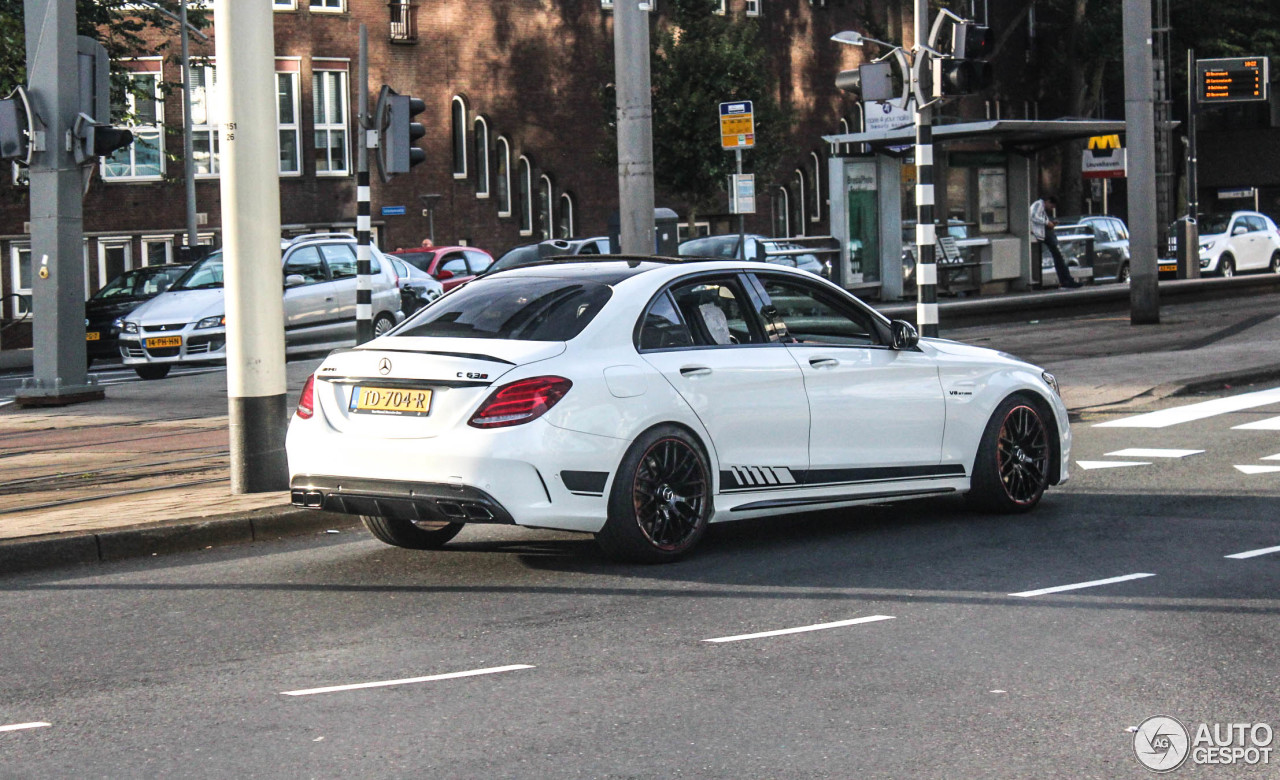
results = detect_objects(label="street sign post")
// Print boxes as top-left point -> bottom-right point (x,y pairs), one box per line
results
1196,57 -> 1269,104
719,101 -> 754,149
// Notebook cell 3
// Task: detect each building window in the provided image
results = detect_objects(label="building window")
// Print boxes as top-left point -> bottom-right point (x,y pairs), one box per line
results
190,64 -> 219,176
518,155 -> 533,235
474,116 -> 490,198
714,0 -> 725,14
496,137 -> 511,217
538,174 -> 553,240
97,238 -> 133,294
792,169 -> 806,236
600,0 -> 612,8
451,96 -> 468,178
273,0 -> 297,8
809,151 -> 822,223
772,187 -> 790,237
103,72 -> 163,180
9,242 -> 31,316
677,221 -> 711,242
309,0 -> 343,11
745,0 -> 760,15
389,0 -> 416,42
312,69 -> 349,175
141,237 -> 173,266
276,71 -> 301,175
558,192 -> 575,238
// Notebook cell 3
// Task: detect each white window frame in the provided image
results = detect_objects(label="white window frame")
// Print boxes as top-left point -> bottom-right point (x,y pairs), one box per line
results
103,69 -> 164,181
774,186 -> 791,237
496,137 -> 512,217
714,0 -> 725,14
518,155 -> 533,236
312,68 -> 350,176
141,237 -> 173,266
538,174 -> 554,241
558,192 -> 575,239
809,151 -> 822,223
677,221 -> 711,242
745,0 -> 760,15
97,238 -> 134,294
277,69 -> 302,176
793,169 -> 806,236
309,0 -> 344,11
274,0 -> 297,8
474,116 -> 490,198
451,96 -> 468,179
600,0 -> 612,8
9,242 -> 31,316
190,64 -> 219,178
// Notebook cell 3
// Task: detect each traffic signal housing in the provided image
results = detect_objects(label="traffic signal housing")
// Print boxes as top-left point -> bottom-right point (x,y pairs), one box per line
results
835,62 -> 895,102
72,113 -> 133,166
0,98 -> 25,160
376,85 -> 426,181
934,21 -> 993,96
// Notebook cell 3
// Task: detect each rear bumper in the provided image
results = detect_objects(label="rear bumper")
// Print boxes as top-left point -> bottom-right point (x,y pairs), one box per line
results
291,475 -> 515,525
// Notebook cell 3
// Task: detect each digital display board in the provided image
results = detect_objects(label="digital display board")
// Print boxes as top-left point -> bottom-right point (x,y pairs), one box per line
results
1197,57 -> 1269,103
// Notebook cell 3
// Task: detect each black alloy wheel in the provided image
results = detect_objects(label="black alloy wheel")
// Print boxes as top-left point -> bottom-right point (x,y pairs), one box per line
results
969,395 -> 1052,513
1117,262 -> 1131,284
1270,252 -> 1280,274
596,425 -> 711,563
1219,255 -> 1236,278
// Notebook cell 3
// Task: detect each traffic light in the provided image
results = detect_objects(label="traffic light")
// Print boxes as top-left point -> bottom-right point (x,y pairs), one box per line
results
934,21 -> 993,96
835,62 -> 895,102
0,98 -> 24,160
72,113 -> 133,166
375,85 -> 426,181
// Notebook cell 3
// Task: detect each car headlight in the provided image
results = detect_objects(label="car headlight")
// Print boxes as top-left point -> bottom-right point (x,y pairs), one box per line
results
1041,371 -> 1060,397
118,319 -> 139,334
1199,241 -> 1214,252
195,315 -> 225,329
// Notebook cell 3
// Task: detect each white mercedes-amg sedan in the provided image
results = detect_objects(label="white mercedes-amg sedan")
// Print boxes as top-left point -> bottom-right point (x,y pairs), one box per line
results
287,257 -> 1070,562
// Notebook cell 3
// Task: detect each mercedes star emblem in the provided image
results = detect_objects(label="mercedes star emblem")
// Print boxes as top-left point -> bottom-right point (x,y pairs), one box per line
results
378,357 -> 392,375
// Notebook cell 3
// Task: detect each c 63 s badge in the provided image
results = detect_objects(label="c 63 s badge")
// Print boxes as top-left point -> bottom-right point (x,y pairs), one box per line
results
458,371 -> 489,380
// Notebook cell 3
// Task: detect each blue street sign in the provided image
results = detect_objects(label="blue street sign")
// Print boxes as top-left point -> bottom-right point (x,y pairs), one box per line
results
381,206 -> 407,216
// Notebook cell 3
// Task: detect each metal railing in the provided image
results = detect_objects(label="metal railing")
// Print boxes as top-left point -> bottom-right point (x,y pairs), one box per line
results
389,0 -> 417,43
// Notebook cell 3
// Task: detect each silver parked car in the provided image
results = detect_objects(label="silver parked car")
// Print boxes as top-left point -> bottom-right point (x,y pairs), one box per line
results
118,233 -> 403,380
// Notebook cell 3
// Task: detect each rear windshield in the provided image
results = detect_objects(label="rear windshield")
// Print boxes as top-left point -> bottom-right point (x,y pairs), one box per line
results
1200,214 -> 1231,235
488,245 -> 542,274
172,252 -> 224,290
678,236 -> 737,258
396,276 -> 612,341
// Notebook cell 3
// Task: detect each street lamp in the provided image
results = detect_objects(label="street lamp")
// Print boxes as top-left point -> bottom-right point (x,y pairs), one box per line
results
829,30 -> 896,49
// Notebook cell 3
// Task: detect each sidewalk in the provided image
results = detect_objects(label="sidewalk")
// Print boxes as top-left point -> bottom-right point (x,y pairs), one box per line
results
3,286 -> 1279,574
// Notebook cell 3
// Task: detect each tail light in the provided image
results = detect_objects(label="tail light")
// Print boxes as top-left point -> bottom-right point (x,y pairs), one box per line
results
468,376 -> 572,429
296,374 -> 315,419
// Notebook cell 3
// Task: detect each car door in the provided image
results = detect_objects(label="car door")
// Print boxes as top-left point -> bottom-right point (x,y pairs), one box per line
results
1242,215 -> 1269,269
1226,215 -> 1256,269
318,243 -> 359,343
435,251 -> 473,290
1089,219 -> 1119,280
751,272 -> 948,480
637,273 -> 811,493
281,245 -> 331,346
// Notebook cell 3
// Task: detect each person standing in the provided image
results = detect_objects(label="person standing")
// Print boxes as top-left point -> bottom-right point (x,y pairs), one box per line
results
1030,195 -> 1081,289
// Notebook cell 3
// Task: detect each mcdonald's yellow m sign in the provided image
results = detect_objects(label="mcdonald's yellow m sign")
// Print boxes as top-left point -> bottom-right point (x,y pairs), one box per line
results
1088,134 -> 1122,150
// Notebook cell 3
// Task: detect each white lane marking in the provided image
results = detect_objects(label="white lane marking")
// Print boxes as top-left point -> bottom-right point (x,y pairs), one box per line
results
0,400 -> 14,409
703,615 -> 895,643
1094,386 -> 1280,428
1076,460 -> 1152,470
1105,448 -> 1203,458
1233,416 -> 1280,431
0,722 -> 51,733
1262,453 -> 1280,461
281,664 -> 534,696
1010,573 -> 1155,598
1225,545 -> 1280,560
1235,465 -> 1280,475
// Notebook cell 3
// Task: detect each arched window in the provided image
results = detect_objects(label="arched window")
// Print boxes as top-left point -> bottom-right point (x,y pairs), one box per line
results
792,169 -> 806,236
473,116 -> 490,197
839,117 -> 850,135
451,96 -> 467,178
518,155 -> 533,235
809,151 -> 822,223
558,192 -> 575,239
538,174 -> 554,240
772,186 -> 790,237
495,137 -> 511,216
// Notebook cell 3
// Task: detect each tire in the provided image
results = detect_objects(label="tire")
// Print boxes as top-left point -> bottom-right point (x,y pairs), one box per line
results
361,515 -> 463,549
1117,262 -> 1130,284
134,364 -> 171,381
373,312 -> 396,338
1219,254 -> 1235,278
1270,252 -> 1280,274
967,394 -> 1053,514
595,425 -> 712,563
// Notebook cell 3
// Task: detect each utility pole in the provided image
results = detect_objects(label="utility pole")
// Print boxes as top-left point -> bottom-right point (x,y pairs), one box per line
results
214,0 -> 288,492
613,0 -> 655,255
1123,0 -> 1160,324
16,0 -> 103,406
180,0 -> 199,253
356,25 -> 372,344
913,0 -> 938,339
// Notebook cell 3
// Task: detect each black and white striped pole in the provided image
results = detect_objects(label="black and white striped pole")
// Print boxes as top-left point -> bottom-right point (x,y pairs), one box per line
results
914,107 -> 938,338
356,25 -> 373,345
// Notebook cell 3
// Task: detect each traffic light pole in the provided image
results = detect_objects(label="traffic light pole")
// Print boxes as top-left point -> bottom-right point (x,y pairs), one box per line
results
16,0 -> 102,406
913,0 -> 938,339
613,0 -> 656,255
356,25 -> 372,345
1123,0 -> 1160,324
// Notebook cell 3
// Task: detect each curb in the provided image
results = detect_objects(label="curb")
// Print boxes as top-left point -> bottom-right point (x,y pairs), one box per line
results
0,505 -> 360,576
1069,362 -> 1280,415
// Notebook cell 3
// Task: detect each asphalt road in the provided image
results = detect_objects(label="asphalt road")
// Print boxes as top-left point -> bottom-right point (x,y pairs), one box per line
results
1,385 -> 1278,778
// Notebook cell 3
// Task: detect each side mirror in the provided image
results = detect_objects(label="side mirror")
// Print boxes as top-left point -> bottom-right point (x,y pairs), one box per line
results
890,319 -> 919,350
284,274 -> 306,289
1232,225 -> 1248,236
435,269 -> 454,281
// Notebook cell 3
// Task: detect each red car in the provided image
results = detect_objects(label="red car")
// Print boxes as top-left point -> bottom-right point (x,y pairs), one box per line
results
386,245 -> 494,291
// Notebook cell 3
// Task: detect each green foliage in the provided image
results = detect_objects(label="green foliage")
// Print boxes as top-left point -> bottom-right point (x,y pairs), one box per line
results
649,0 -> 791,217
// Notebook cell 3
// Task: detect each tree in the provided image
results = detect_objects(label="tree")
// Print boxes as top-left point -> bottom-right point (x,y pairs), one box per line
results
648,0 -> 791,229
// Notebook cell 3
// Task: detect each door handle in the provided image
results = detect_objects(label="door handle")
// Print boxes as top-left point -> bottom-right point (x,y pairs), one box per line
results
809,357 -> 839,368
679,366 -> 712,377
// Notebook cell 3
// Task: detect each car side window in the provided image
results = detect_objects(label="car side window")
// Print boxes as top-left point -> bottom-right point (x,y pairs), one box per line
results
577,241 -> 601,255
465,250 -> 492,273
1111,219 -> 1129,240
1245,216 -> 1267,233
320,244 -> 357,279
638,291 -> 695,350
669,277 -> 760,347
758,276 -> 878,347
440,253 -> 469,275
284,246 -> 327,284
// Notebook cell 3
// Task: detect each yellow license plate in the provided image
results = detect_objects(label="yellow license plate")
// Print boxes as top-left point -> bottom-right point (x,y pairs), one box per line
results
145,335 -> 182,348
1159,264 -> 1177,273
350,386 -> 432,416
85,331 -> 101,341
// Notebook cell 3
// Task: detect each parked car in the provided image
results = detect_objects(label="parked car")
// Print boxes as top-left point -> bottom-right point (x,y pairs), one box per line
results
384,254 -> 444,317
85,263 -> 191,367
484,237 -> 612,276
1193,211 -> 1280,276
386,246 -> 494,291
678,234 -> 828,277
117,234 -> 403,380
1056,215 -> 1131,283
287,257 -> 1070,563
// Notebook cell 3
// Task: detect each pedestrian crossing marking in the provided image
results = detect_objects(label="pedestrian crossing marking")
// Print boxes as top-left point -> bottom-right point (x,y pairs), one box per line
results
1095,386 -> 1280,428
1104,448 -> 1203,458
1234,465 -> 1280,475
1076,461 -> 1151,470
1233,415 -> 1280,431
